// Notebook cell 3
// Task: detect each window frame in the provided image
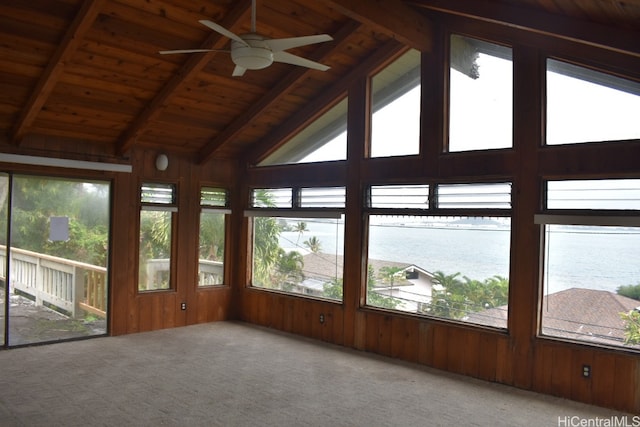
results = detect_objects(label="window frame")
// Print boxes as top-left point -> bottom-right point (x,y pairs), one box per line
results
536,178 -> 640,350
197,186 -> 231,288
369,47 -> 422,159
544,57 -> 640,147
446,33 -> 514,153
363,180 -> 513,328
137,182 -> 178,293
246,185 -> 346,302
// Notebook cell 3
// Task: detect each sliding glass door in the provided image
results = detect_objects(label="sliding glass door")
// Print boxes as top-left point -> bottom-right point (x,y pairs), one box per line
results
1,174 -> 110,346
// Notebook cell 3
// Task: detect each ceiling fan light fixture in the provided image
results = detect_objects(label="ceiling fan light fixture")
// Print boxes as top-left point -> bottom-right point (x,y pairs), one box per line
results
231,36 -> 273,70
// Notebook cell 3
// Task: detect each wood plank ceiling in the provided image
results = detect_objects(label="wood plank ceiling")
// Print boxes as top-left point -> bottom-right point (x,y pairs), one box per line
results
0,0 -> 638,165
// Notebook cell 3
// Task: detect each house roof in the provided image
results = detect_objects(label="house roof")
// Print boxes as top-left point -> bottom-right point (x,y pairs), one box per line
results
301,252 -> 413,282
1,0 -> 638,165
468,288 -> 640,347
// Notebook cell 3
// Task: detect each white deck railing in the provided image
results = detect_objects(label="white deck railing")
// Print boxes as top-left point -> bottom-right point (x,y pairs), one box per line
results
0,247 -> 225,318
0,246 -> 107,319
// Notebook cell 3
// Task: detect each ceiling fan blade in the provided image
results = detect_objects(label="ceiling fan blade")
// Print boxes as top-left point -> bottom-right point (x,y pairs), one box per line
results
199,20 -> 248,47
159,49 -> 227,55
232,65 -> 247,77
273,51 -> 330,71
265,34 -> 333,52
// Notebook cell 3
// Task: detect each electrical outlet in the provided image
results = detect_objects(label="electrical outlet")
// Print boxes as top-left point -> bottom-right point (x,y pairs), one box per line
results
181,302 -> 186,310
319,313 -> 325,324
582,365 -> 591,378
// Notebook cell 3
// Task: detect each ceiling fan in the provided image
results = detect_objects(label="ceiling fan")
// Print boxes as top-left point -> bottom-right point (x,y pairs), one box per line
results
159,0 -> 333,77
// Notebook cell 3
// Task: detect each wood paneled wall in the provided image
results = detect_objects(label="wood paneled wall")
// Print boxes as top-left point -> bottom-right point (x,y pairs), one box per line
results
234,15 -> 640,414
110,149 -> 236,335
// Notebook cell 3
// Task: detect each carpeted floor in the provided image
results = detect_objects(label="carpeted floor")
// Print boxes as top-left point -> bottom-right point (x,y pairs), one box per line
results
0,321 -> 632,426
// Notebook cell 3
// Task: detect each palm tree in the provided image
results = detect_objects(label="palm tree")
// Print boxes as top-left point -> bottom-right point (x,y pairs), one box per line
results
432,271 -> 464,293
379,266 -> 404,297
367,266 -> 400,309
303,236 -> 322,253
430,271 -> 466,319
199,211 -> 225,261
276,249 -> 304,290
252,190 -> 282,286
293,221 -> 308,245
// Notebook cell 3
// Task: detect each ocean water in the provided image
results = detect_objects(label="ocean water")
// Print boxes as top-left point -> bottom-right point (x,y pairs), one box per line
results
280,218 -> 640,295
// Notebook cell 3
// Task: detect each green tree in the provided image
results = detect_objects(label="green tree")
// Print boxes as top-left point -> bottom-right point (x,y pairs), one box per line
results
251,190 -> 290,287
462,275 -> 509,311
199,211 -> 225,261
323,265 -> 399,308
620,310 -> 640,345
323,277 -> 343,300
367,275 -> 401,309
275,249 -> 304,289
293,221 -> 308,245
10,177 -> 109,266
251,193 -> 318,292
617,283 -> 640,301
379,266 -> 404,294
303,236 -> 322,253
429,271 -> 467,319
252,216 -> 282,286
483,275 -> 509,308
366,265 -> 401,309
428,272 -> 509,319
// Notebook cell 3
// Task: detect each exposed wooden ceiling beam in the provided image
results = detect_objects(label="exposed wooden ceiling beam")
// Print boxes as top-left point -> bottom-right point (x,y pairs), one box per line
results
317,0 -> 433,52
197,20 -> 363,164
116,0 -> 252,156
243,39 -> 406,165
10,0 -> 107,145
409,0 -> 640,58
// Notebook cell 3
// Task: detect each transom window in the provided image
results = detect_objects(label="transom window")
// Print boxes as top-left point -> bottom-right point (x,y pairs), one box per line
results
546,59 -> 640,145
257,98 -> 348,166
370,48 -> 421,158
448,35 -> 513,152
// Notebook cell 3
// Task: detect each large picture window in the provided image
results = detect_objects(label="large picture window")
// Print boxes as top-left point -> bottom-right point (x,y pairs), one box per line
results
537,179 -> 640,350
138,183 -> 177,292
248,187 -> 345,301
365,183 -> 511,328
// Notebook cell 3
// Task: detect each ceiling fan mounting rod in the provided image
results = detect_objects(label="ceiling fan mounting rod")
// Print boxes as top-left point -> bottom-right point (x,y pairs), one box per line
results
251,0 -> 257,33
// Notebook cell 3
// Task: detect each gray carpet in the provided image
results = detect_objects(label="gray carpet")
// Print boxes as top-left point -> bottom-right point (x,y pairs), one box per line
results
0,321 -> 631,426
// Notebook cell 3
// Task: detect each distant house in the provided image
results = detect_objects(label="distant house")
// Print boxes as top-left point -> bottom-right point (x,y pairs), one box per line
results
467,288 -> 640,347
300,252 -> 439,309
378,265 -> 440,312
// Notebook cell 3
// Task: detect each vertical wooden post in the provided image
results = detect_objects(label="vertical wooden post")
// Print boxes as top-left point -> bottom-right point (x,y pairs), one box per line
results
343,77 -> 370,349
509,44 -> 543,389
